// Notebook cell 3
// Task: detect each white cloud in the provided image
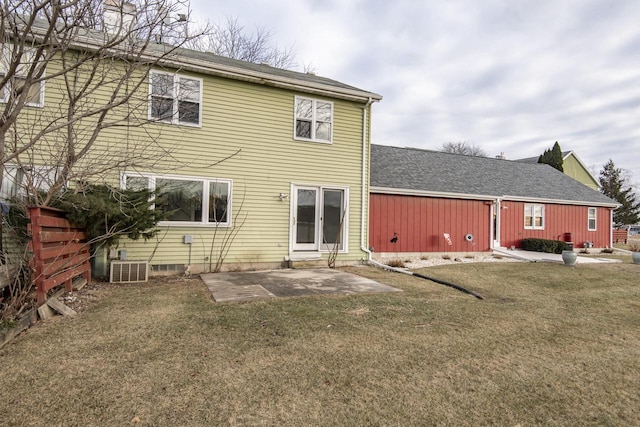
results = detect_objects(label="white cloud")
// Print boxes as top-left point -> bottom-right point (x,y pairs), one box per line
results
189,0 -> 640,185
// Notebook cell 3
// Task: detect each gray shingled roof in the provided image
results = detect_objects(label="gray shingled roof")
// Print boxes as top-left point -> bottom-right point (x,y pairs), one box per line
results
371,145 -> 616,206
32,18 -> 381,101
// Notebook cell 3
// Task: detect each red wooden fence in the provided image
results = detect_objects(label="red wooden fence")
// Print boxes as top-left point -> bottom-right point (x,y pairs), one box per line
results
27,206 -> 91,305
612,228 -> 628,244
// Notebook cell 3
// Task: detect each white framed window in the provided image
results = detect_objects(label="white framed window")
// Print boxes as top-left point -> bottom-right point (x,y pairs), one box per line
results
1,164 -> 59,200
0,45 -> 44,107
1,165 -> 22,200
588,207 -> 597,231
149,71 -> 202,126
524,203 -> 544,230
294,96 -> 333,143
123,173 -> 231,227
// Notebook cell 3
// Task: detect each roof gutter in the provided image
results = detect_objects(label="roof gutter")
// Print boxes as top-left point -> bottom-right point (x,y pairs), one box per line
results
370,187 -> 618,208
37,27 -> 383,103
501,195 -> 619,208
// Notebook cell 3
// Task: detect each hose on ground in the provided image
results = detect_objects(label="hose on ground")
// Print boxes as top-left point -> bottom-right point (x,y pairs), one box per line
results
368,259 -> 484,300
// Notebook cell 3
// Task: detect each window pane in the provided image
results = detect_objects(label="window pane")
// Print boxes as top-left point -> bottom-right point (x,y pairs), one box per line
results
14,77 -> 41,104
295,98 -> 313,119
178,100 -> 199,124
126,176 -> 149,191
208,182 -> 229,223
315,122 -> 331,141
296,120 -> 311,138
151,74 -> 173,96
316,102 -> 332,122
151,97 -> 173,120
534,216 -> 543,227
322,189 -> 343,245
525,214 -> 532,227
156,178 -> 203,222
296,189 -> 316,244
179,78 -> 200,101
1,165 -> 20,199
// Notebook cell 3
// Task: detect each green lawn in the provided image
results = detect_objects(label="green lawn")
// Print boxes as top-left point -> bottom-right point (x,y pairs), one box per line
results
1,262 -> 639,426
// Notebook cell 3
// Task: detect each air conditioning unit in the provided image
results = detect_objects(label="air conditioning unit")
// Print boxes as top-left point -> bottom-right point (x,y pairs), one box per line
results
110,260 -> 149,283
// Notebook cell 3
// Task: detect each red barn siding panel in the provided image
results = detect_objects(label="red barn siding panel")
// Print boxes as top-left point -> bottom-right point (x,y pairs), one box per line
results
369,194 -> 491,253
500,202 -> 612,248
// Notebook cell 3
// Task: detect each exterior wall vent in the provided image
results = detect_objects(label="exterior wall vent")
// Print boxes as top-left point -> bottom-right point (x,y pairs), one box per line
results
110,260 -> 149,283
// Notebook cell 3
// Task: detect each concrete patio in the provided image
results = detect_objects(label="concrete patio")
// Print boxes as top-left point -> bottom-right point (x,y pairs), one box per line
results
201,268 -> 402,303
493,247 -> 623,264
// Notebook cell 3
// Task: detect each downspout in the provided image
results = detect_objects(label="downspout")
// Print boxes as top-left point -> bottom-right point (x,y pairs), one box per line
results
610,208 -> 614,248
360,97 -> 374,261
493,197 -> 502,249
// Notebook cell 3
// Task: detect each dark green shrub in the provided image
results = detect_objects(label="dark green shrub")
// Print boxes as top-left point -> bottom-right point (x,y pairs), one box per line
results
521,238 -> 569,254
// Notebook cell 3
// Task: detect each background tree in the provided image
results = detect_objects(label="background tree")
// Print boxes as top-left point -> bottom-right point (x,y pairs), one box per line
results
537,141 -> 564,172
186,16 -> 296,69
441,141 -> 487,157
599,159 -> 640,226
1,0 -> 211,207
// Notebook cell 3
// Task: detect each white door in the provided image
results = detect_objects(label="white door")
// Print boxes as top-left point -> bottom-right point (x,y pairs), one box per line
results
292,186 -> 346,252
293,187 -> 319,251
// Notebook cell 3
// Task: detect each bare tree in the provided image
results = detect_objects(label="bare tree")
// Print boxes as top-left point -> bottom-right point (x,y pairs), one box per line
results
186,16 -> 296,69
1,0 -> 209,206
441,141 -> 487,157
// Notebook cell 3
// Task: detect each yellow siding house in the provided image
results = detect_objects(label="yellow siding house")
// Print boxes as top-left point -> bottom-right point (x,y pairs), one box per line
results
121,54 -> 382,273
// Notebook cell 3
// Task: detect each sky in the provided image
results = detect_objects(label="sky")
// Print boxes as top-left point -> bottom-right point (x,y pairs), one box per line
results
188,0 -> 640,188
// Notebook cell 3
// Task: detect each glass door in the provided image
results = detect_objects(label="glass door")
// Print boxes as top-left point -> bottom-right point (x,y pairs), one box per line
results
293,186 -> 347,252
321,189 -> 344,251
294,187 -> 319,251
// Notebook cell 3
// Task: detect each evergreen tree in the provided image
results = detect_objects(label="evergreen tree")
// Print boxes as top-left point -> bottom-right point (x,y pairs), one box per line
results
599,159 -> 640,226
537,141 -> 564,172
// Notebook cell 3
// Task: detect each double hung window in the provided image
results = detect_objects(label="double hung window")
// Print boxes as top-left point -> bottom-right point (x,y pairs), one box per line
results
587,207 -> 597,231
0,46 -> 44,106
294,96 -> 333,143
524,204 -> 544,230
149,71 -> 202,126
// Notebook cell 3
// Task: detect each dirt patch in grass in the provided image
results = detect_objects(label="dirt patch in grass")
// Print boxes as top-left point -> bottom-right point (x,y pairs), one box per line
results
1,264 -> 639,426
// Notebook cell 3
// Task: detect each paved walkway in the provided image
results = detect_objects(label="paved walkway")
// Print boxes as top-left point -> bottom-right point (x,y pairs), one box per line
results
201,268 -> 402,303
493,248 -> 622,264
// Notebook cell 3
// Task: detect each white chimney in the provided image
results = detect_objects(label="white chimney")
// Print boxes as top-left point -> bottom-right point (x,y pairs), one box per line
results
103,0 -> 137,35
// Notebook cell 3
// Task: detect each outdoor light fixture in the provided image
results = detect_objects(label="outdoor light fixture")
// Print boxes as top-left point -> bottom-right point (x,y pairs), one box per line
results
279,193 -> 288,201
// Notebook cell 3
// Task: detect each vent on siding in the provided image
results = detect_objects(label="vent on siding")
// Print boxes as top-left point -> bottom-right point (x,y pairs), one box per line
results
110,261 -> 149,283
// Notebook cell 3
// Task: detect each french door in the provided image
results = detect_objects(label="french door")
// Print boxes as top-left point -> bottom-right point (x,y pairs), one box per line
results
292,185 -> 346,252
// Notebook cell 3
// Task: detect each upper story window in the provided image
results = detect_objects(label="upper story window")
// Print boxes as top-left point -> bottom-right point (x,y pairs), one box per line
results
588,207 -> 597,231
123,173 -> 231,227
1,164 -> 59,200
524,203 -> 544,230
149,71 -> 202,126
0,46 -> 44,107
294,96 -> 333,143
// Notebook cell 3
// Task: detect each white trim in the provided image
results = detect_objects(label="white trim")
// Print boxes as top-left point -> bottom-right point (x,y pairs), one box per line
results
289,183 -> 349,254
38,26 -> 382,104
293,95 -> 333,143
148,70 -> 203,127
500,195 -> 618,208
563,151 -> 600,188
122,171 -> 231,227
370,186 -> 498,201
0,45 -> 45,108
361,98 -> 373,259
524,203 -> 545,230
370,187 -> 618,208
588,207 -> 597,231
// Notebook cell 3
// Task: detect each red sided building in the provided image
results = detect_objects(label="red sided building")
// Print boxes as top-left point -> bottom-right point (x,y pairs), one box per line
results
369,145 -> 617,254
